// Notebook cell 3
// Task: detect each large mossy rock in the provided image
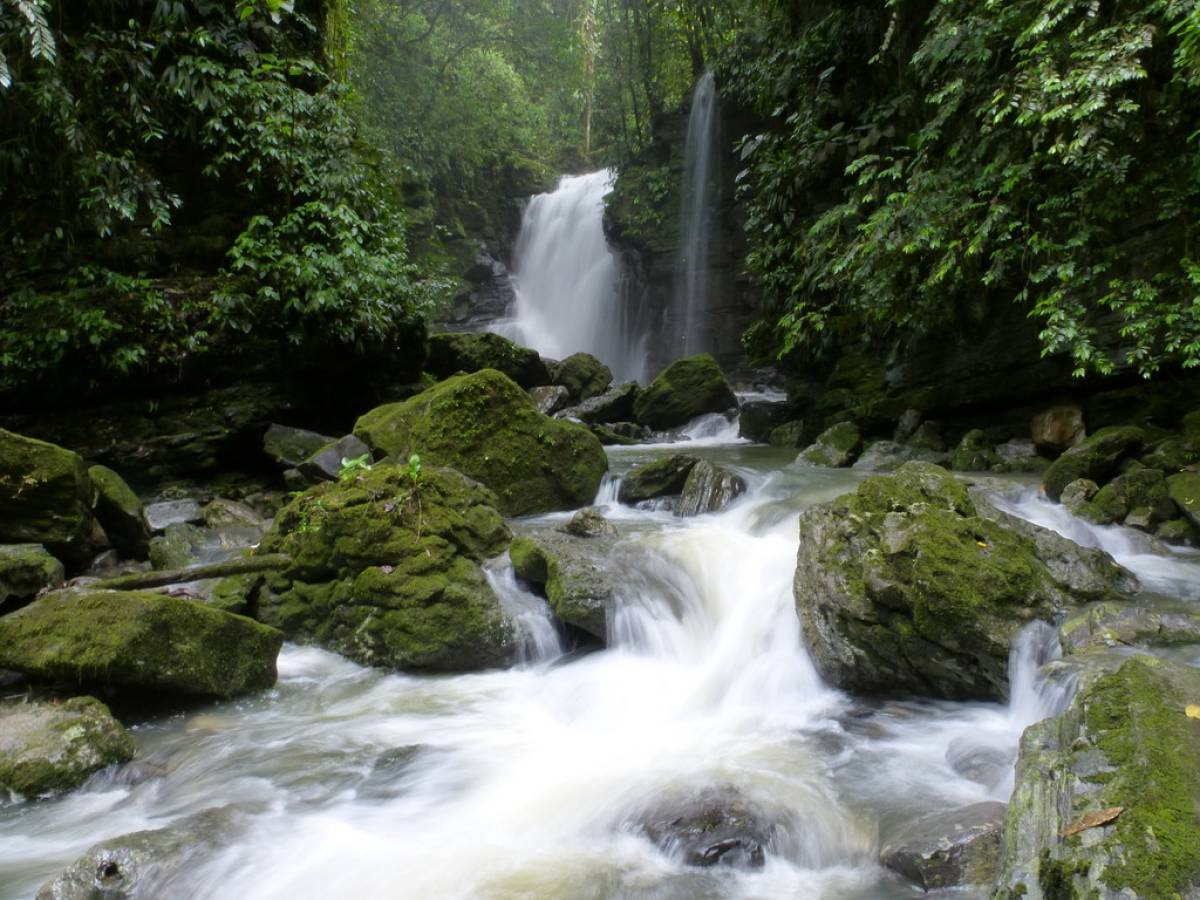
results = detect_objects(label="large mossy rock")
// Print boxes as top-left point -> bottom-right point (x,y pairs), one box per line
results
632,354 -> 737,429
0,429 -> 97,565
995,655 -> 1200,900
0,697 -> 135,798
0,543 -> 64,607
550,352 -> 613,402
0,590 -> 282,698
509,531 -> 621,641
353,369 -> 607,516
426,331 -> 550,388
1166,471 -> 1200,528
558,381 -> 641,425
256,464 -> 516,671
1042,426 -> 1144,501
793,463 -> 1133,700
797,421 -> 862,468
87,464 -> 150,558
618,454 -> 700,504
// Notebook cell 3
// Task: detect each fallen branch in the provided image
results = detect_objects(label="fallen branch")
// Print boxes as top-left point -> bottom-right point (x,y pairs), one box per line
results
92,554 -> 292,591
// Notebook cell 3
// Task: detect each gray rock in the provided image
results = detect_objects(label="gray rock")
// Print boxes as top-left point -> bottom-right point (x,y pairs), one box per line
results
510,531 -> 624,642
1042,426 -> 1144,501
0,544 -> 64,607
852,440 -> 947,472
997,438 -> 1039,460
37,806 -> 247,900
87,465 -> 150,558
143,500 -> 203,533
558,381 -> 641,425
1031,404 -> 1085,452
299,435 -> 372,483
676,460 -> 746,517
529,385 -> 571,416
1060,478 -> 1099,515
202,498 -> 264,531
0,697 -> 135,798
1059,602 -> 1200,653
906,420 -> 945,452
262,423 -> 333,469
738,401 -> 792,443
797,422 -> 862,468
559,508 -> 618,538
893,409 -> 923,444
881,801 -> 1005,891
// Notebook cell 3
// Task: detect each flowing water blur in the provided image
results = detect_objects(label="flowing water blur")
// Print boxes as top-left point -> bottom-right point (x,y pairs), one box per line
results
4,441 -> 1196,899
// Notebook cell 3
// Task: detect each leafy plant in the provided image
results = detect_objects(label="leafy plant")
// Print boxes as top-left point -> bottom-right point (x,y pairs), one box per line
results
338,453 -> 373,481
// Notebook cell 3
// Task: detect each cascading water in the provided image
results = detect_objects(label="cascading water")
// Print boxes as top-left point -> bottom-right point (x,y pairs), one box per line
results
673,71 -> 720,358
5,456 -> 1164,900
494,170 -> 645,383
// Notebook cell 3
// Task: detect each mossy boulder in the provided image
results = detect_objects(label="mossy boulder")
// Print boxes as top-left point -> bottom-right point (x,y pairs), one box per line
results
793,463 -> 1133,700
0,429 -> 97,566
797,421 -> 862,468
1166,471 -> 1200,528
737,401 -> 792,443
256,464 -> 516,671
550,352 -> 613,402
768,420 -> 807,448
510,531 -> 621,641
87,464 -> 150,558
632,354 -> 737,430
1079,467 -> 1175,528
353,369 -> 607,516
949,430 -> 999,472
1042,426 -> 1145,501
0,543 -> 64,607
426,331 -> 550,388
618,455 -> 700,504
0,697 -> 135,798
0,590 -> 282,698
1059,603 -> 1200,653
996,655 -> 1200,899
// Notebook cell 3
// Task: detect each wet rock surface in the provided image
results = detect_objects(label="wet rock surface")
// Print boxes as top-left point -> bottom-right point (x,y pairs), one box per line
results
633,354 -> 737,430
633,785 -> 776,869
881,801 -> 1005,891
510,530 -> 622,642
0,543 -> 64,608
618,455 -> 700,504
794,463 -> 1136,700
797,421 -> 862,468
675,460 -> 746,517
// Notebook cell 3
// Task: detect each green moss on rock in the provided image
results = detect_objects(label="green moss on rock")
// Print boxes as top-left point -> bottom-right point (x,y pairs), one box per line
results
256,464 -> 516,671
509,531 -> 617,641
949,430 -> 999,472
0,543 -> 64,607
797,422 -> 862,468
617,455 -> 700,504
632,354 -> 737,430
794,462 -> 1131,700
1042,426 -> 1145,501
353,369 -> 607,516
0,428 -> 96,566
426,332 -> 550,388
1166,471 -> 1200,528
86,464 -> 150,558
0,590 -> 282,698
550,353 -> 613,402
0,697 -> 135,798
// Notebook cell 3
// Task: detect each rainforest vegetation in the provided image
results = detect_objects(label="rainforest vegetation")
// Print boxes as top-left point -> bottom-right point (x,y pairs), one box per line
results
2,0 -> 1199,393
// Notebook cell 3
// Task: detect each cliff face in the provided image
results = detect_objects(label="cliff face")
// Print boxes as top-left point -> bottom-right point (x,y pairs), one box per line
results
604,102 -> 761,379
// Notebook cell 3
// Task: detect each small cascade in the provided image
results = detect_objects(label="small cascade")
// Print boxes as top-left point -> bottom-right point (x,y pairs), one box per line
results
1007,620 -> 1073,732
673,71 -> 720,358
592,473 -> 623,509
486,562 -> 563,665
497,171 -> 645,382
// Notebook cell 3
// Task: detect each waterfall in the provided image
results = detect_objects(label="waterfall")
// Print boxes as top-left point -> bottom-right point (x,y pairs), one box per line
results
495,170 -> 645,382
674,71 -> 720,358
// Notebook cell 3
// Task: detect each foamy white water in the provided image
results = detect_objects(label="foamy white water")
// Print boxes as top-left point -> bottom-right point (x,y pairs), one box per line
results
1,455 -> 1130,900
494,171 -> 646,383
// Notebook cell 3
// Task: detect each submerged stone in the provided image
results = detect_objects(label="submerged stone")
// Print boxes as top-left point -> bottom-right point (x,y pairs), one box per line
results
0,697 -> 135,798
633,785 -> 776,870
354,369 -> 607,516
632,354 -> 737,430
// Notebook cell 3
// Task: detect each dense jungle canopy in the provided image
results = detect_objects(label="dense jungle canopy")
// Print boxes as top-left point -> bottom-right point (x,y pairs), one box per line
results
1,0 -> 1199,394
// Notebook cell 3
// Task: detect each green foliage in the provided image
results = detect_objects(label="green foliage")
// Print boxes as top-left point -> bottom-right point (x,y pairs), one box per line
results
0,1 -> 432,391
726,0 -> 1200,377
406,453 -> 422,487
338,453 -> 373,481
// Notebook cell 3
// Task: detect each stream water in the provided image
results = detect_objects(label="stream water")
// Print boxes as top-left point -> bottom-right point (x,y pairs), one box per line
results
10,428 -> 1198,899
